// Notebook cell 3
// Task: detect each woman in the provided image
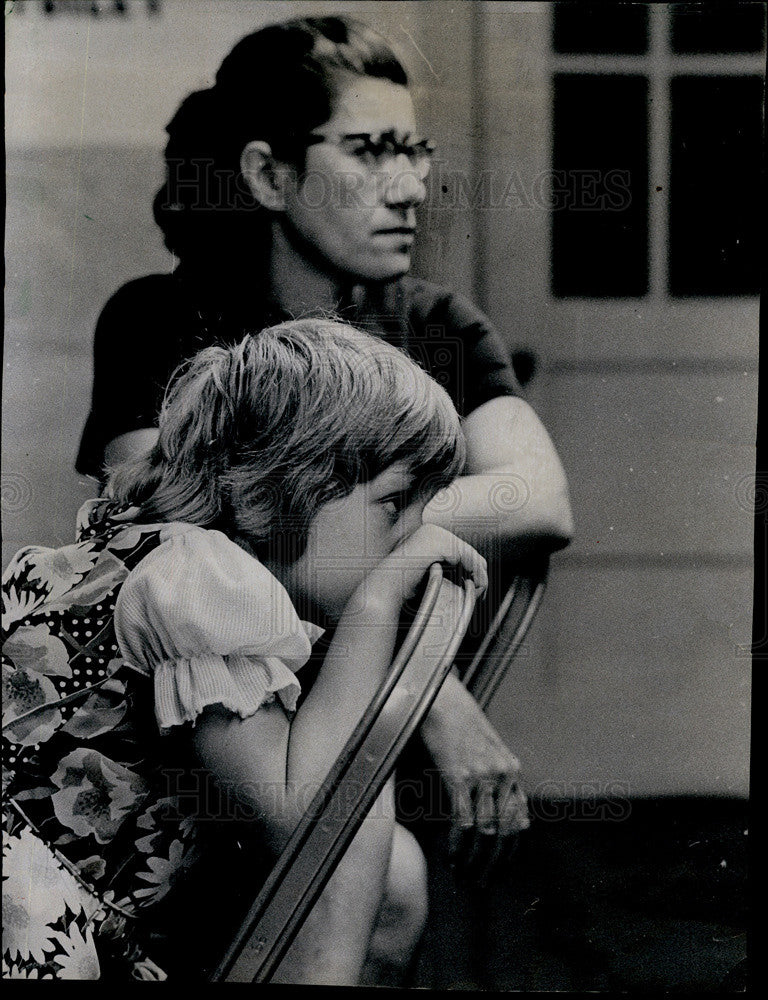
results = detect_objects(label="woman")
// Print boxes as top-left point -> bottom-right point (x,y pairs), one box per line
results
76,15 -> 573,900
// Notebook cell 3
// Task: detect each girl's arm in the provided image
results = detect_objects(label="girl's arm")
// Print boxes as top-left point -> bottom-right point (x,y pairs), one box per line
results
191,524 -> 487,852
190,595 -> 399,851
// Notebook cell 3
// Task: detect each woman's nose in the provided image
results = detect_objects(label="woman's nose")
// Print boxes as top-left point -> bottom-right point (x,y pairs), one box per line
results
381,156 -> 428,208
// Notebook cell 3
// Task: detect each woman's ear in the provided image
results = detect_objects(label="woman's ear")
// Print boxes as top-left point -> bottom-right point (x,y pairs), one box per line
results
241,140 -> 288,211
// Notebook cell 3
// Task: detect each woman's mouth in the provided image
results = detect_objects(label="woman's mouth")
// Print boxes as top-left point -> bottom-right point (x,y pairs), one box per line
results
372,228 -> 416,246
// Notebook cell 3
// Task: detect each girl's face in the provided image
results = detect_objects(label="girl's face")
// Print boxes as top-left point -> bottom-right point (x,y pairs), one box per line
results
279,75 -> 430,282
277,462 -> 428,621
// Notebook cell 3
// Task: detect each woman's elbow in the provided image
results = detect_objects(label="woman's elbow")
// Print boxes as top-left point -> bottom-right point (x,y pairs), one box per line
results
521,517 -> 573,556
543,493 -> 575,549
501,490 -> 575,556
526,467 -> 575,550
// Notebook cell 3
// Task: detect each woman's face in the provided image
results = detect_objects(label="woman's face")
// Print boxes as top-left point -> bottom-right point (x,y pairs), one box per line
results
279,75 -> 429,283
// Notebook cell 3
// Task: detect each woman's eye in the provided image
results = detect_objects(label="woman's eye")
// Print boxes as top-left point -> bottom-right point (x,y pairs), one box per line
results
350,140 -> 387,166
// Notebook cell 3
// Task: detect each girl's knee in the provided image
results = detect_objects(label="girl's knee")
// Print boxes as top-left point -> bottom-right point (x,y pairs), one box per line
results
377,824 -> 428,940
361,825 -> 428,985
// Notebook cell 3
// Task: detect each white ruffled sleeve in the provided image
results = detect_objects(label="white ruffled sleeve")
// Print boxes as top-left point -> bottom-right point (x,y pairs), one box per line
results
114,526 -> 324,731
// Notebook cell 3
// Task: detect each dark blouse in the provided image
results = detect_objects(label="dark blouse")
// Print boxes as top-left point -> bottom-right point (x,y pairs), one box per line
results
76,272 -> 520,478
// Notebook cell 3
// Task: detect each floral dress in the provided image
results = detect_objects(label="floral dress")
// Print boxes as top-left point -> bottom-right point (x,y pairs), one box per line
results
2,499 -> 321,980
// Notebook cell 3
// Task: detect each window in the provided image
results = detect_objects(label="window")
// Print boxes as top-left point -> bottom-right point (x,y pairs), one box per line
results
551,2 -> 765,298
552,73 -> 649,297
670,3 -> 766,53
554,2 -> 649,54
669,73 -> 763,295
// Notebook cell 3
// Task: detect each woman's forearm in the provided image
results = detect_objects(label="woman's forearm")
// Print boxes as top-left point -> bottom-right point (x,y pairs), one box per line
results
422,396 -> 574,559
103,427 -> 159,468
423,468 -> 573,559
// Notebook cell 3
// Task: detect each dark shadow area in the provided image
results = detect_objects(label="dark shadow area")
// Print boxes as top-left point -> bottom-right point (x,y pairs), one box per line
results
413,796 -> 749,992
145,792 -> 747,990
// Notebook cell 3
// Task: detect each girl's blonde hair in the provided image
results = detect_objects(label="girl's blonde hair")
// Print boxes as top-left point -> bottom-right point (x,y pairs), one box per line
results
107,319 -> 465,557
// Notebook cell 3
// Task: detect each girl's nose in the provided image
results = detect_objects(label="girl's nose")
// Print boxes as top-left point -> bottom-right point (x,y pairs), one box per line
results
381,156 -> 428,209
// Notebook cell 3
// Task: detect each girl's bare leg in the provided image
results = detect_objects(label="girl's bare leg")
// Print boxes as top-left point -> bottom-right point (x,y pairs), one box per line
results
270,779 -> 396,986
360,822 -> 429,986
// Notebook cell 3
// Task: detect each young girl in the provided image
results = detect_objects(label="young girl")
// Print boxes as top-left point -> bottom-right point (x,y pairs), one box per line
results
2,319 -> 488,984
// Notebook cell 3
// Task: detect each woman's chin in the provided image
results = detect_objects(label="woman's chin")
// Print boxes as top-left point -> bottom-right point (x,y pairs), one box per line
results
346,253 -> 412,284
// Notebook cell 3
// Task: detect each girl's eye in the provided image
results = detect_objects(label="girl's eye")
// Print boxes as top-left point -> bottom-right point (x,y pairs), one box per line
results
381,499 -> 399,522
381,495 -> 405,523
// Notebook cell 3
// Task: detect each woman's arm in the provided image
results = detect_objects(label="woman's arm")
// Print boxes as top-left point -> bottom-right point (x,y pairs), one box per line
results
104,428 -> 159,469
76,276 -> 175,478
419,669 -> 530,876
423,396 -> 574,559
420,396 -> 568,868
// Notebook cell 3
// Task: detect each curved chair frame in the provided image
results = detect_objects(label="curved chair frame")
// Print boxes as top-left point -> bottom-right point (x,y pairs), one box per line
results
462,556 -> 549,707
212,558 -> 549,983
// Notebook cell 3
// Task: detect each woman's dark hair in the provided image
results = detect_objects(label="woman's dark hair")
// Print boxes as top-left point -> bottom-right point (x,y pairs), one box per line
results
153,16 -> 408,279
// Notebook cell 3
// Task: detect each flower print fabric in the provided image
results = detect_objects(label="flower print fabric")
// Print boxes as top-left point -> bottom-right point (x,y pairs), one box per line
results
2,499 -> 322,980
2,823 -> 103,980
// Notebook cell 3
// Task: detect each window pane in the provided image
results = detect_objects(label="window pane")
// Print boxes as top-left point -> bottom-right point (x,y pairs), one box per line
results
552,74 -> 649,298
553,3 -> 649,54
671,2 -> 767,54
669,75 -> 763,297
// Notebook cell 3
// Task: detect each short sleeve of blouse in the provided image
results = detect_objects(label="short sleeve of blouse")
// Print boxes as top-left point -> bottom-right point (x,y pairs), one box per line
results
401,279 -> 521,418
114,527 -> 324,731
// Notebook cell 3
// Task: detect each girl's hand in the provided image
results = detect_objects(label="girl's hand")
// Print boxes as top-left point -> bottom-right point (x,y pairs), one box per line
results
349,524 -> 487,623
